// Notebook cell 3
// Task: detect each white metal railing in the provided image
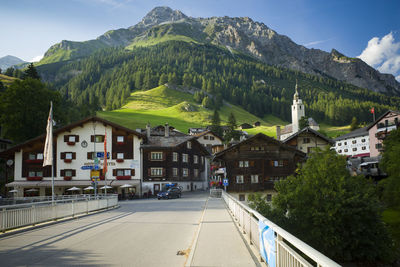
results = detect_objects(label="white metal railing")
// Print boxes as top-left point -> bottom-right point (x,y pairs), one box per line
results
210,188 -> 223,198
0,195 -> 118,233
222,191 -> 341,267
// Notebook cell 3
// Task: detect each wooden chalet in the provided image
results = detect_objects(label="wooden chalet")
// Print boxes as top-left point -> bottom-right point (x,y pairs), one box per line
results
282,127 -> 333,155
214,133 -> 306,200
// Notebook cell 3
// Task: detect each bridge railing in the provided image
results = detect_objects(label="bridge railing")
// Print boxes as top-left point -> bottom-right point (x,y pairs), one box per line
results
221,191 -> 340,267
0,195 -> 118,233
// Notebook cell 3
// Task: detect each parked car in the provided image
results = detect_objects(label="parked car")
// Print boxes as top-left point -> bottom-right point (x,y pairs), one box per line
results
157,187 -> 182,200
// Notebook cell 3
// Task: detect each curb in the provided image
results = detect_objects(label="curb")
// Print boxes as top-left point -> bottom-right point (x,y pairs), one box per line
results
0,205 -> 120,238
184,197 -> 209,267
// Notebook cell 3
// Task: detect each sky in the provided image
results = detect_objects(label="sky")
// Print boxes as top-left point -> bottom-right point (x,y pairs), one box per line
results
1,0 -> 400,80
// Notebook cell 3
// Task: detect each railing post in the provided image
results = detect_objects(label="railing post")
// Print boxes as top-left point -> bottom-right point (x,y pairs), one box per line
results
276,233 -> 282,267
31,205 -> 36,226
72,200 -> 75,218
86,198 -> 89,214
1,208 -> 6,233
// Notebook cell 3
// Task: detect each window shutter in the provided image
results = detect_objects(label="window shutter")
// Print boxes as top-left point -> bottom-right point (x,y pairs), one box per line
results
284,160 -> 289,166
113,169 -> 117,176
163,152 -> 166,160
235,161 -> 239,167
148,168 -> 151,176
91,135 -> 94,142
72,152 -> 76,160
270,160 -> 274,166
112,152 -> 116,159
162,168 -> 166,176
250,161 -> 255,167
72,170 -> 76,176
75,135 -> 79,142
64,135 -> 68,142
131,169 -> 135,176
60,152 -> 65,160
60,170 -> 65,176
87,152 -> 92,159
148,152 -> 151,160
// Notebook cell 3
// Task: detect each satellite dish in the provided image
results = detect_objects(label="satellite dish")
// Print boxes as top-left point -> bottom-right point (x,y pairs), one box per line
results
6,159 -> 13,166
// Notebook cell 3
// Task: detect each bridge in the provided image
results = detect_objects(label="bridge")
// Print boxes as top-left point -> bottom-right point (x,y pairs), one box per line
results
0,191 -> 339,266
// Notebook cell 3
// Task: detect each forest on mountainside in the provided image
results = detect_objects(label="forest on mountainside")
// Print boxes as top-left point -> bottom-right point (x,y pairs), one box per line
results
36,41 -> 399,126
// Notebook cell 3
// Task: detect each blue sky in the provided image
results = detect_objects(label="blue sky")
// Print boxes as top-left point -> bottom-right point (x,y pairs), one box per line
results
1,0 -> 400,79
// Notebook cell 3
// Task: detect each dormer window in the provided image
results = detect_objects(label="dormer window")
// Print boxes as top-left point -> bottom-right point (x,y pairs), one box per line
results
187,141 -> 192,149
194,155 -> 198,164
117,136 -> 124,145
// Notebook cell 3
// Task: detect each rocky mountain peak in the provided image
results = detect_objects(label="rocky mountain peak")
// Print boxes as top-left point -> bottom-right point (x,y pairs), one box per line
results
140,6 -> 187,27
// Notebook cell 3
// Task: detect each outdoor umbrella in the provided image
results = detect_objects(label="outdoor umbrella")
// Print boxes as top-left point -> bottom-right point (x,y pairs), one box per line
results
120,184 -> 133,188
26,188 -> 38,192
9,189 -> 18,193
100,185 -> 112,189
84,186 -> 94,190
67,187 -> 80,191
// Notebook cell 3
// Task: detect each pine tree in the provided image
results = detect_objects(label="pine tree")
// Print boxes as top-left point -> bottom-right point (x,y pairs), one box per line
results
210,109 -> 223,137
24,63 -> 40,80
350,117 -> 359,131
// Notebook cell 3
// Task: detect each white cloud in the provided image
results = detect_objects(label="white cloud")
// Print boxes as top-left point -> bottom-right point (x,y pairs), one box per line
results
30,55 -> 44,62
358,32 -> 400,80
304,38 -> 333,47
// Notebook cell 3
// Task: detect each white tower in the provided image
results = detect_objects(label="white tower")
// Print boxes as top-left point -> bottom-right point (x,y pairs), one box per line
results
291,81 -> 305,133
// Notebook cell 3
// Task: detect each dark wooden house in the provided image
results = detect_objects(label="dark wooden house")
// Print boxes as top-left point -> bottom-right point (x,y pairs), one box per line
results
141,124 -> 210,194
214,133 -> 305,198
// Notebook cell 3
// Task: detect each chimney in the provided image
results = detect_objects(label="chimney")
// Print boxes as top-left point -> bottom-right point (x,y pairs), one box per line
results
146,123 -> 151,138
165,123 -> 170,137
276,126 -> 281,141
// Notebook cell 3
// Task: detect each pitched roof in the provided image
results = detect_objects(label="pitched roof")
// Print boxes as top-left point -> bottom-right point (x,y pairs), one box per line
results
193,130 -> 224,141
142,135 -> 210,156
214,133 -> 306,159
282,127 -> 333,144
0,116 -> 146,157
366,110 -> 400,130
333,126 -> 369,141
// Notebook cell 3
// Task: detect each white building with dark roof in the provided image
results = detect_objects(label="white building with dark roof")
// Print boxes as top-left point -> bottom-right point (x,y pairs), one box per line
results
333,126 -> 370,157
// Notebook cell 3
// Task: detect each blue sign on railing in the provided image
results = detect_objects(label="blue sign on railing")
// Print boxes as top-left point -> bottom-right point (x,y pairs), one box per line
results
259,220 -> 276,267
223,179 -> 229,186
96,152 -> 110,159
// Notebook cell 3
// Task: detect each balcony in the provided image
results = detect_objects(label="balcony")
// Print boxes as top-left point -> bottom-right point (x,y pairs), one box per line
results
25,159 -> 43,164
64,176 -> 72,181
27,176 -> 43,181
116,176 -> 131,180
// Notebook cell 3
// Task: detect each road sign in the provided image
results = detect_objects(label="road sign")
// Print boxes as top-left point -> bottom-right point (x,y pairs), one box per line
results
96,152 -> 110,159
94,165 -> 99,170
94,157 -> 99,164
223,179 -> 229,186
81,165 -> 94,170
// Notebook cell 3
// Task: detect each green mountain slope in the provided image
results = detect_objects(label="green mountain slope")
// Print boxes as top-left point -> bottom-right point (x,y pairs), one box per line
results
98,85 -> 278,136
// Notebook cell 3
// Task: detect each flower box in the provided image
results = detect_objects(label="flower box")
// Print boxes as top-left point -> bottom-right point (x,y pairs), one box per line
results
64,159 -> 72,163
64,176 -> 72,181
116,142 -> 125,145
27,176 -> 43,181
116,159 -> 124,163
99,175 -> 105,180
67,141 -> 75,146
116,176 -> 131,180
25,159 -> 43,164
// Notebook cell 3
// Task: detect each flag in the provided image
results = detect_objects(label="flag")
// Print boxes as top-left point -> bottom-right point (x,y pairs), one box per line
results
43,102 -> 53,167
103,129 -> 107,175
370,107 -> 375,114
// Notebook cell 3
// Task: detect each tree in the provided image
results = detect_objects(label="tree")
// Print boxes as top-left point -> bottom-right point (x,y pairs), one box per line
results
0,79 -> 62,142
24,63 -> 40,80
158,73 -> 168,86
298,116 -> 308,130
210,109 -> 223,137
224,112 -> 240,141
380,128 -> 400,207
201,96 -> 213,109
249,149 -> 395,263
350,116 -> 359,131
0,81 -> 5,93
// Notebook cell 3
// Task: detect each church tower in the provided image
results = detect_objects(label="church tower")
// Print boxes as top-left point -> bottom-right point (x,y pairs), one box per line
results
291,81 -> 305,133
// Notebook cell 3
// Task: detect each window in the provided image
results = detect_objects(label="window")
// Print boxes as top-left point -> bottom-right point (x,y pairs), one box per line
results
183,168 -> 189,177
173,168 -> 178,177
151,168 -> 163,176
117,136 -> 124,143
352,140 -> 357,144
361,138 -> 366,143
194,169 -> 199,177
266,194 -> 272,202
244,161 -> 249,167
375,143 -> 383,149
210,136 -> 215,140
344,149 -> 348,152
352,148 -> 357,152
338,150 -> 342,153
273,160 -> 284,167
173,152 -> 178,162
68,136 -> 76,142
124,169 -> 131,176
239,161 -> 249,167
29,154 -> 36,160
303,138 -> 310,144
151,152 -> 163,160
37,153 -> 43,160
117,169 -> 125,176
65,153 -> 73,160
182,154 -> 188,163
187,141 -> 192,149
91,135 -> 105,143
203,135 -> 209,140
338,142 -> 342,146
344,142 -> 347,145
239,194 -> 245,201
236,175 -> 244,184
117,153 -> 124,159
251,175 -> 259,183
194,155 -> 198,164
28,171 -> 43,177
201,156 -> 204,164
239,161 -> 244,167
362,146 -> 366,150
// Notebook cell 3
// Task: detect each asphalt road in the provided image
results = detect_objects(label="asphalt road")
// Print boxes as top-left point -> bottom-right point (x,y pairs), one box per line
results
0,192 -> 209,266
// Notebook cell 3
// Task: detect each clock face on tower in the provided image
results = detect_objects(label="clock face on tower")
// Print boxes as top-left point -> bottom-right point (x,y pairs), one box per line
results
81,140 -> 88,148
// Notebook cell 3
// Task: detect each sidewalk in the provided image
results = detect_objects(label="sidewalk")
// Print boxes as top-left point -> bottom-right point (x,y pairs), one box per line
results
188,197 -> 259,267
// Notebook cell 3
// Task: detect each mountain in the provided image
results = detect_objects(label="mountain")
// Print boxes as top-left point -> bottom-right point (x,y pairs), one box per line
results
0,55 -> 26,70
38,6 -> 400,95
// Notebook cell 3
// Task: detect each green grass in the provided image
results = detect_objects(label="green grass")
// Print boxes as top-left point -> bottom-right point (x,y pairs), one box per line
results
0,74 -> 18,85
383,208 -> 400,254
243,126 -> 277,138
98,85 -> 279,135
320,123 -> 351,138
